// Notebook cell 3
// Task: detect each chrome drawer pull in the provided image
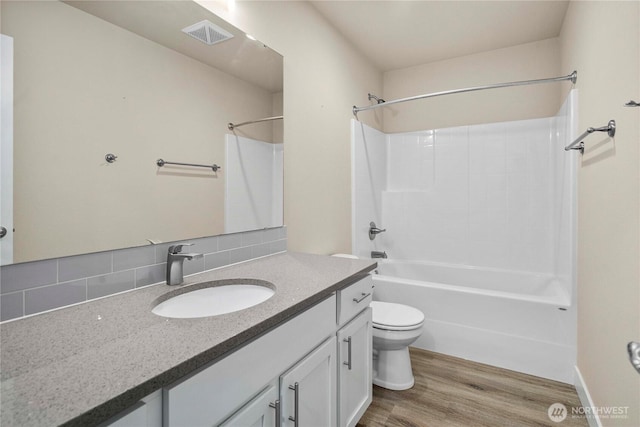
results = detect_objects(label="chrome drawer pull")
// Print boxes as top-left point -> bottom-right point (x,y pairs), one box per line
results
353,292 -> 371,303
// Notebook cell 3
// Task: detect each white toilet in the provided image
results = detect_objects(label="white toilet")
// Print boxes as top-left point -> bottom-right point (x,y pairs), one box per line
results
371,301 -> 424,390
330,254 -> 425,390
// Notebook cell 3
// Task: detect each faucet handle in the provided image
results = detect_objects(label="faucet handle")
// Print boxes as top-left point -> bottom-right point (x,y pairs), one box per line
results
369,222 -> 387,240
168,243 -> 193,254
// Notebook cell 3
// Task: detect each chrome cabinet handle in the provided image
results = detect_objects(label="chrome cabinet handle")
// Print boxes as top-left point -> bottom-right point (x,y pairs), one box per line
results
343,337 -> 352,370
269,399 -> 280,425
288,382 -> 299,426
0,226 -> 6,239
353,292 -> 371,303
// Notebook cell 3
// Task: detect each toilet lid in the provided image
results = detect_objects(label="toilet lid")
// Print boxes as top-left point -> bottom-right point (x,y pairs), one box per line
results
370,301 -> 424,329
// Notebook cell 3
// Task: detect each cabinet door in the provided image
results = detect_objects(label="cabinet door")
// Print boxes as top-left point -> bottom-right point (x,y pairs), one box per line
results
280,337 -> 337,427
337,308 -> 372,427
220,382 -> 279,427
99,390 -> 162,427
164,296 -> 336,426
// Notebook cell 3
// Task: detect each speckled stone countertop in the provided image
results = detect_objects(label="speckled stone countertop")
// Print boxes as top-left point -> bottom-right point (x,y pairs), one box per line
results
0,252 -> 375,426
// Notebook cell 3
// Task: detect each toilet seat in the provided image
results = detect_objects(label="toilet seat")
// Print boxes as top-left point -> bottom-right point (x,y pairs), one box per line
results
371,301 -> 424,331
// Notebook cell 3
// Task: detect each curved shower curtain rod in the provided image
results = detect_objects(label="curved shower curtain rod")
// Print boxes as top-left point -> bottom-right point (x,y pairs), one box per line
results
352,71 -> 578,117
228,115 -> 283,130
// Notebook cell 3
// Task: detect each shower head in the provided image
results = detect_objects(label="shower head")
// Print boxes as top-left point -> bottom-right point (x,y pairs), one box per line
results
368,93 -> 386,104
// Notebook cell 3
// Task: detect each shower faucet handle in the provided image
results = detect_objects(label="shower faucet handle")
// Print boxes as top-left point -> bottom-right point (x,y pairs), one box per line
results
369,222 -> 387,240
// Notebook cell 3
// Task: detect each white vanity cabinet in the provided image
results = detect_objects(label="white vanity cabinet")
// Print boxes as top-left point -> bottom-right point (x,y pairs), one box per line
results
280,337 -> 337,427
336,276 -> 373,427
104,274 -> 374,427
163,296 -> 337,426
100,390 -> 162,427
337,308 -> 372,427
221,337 -> 337,427
219,382 -> 279,427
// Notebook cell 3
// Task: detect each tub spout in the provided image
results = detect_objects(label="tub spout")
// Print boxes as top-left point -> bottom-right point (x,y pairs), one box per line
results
371,251 -> 387,259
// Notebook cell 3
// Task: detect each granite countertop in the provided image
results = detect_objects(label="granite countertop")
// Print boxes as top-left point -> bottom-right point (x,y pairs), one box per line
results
0,252 -> 376,426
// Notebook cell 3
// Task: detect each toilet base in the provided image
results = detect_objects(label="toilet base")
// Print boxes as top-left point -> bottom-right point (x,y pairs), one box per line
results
372,346 -> 415,390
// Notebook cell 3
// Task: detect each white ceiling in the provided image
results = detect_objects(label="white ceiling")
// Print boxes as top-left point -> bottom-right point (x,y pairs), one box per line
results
310,1 -> 570,72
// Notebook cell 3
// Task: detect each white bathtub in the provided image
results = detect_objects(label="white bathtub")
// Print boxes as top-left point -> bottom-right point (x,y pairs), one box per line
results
372,260 -> 576,383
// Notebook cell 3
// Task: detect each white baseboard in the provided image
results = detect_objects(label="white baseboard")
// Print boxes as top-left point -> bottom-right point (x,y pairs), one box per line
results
574,366 -> 602,427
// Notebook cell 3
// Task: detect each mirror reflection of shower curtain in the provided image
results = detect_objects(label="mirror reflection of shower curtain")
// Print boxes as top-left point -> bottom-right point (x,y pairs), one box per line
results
224,135 -> 283,233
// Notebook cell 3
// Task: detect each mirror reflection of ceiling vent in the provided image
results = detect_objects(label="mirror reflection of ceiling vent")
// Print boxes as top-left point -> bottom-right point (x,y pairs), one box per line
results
181,20 -> 234,46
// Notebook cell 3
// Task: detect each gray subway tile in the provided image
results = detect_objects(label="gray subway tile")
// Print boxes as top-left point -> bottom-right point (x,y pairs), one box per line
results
241,230 -> 263,246
183,256 -> 205,276
279,226 -> 287,239
24,280 -> 86,315
59,252 -> 112,282
219,233 -> 242,251
190,236 -> 218,255
154,243 -> 173,263
205,251 -> 230,271
1,292 -> 24,321
136,264 -> 166,288
228,247 -> 252,264
88,270 -> 135,300
251,243 -> 271,259
0,259 -> 57,294
264,228 -> 280,242
269,240 -> 287,253
113,246 -> 156,272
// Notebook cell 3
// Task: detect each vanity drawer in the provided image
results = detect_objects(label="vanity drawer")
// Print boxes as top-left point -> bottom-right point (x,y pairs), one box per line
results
337,275 -> 373,327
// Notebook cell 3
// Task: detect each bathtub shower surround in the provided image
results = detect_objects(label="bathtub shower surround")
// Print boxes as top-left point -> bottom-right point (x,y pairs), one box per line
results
351,91 -> 577,383
225,135 -> 284,233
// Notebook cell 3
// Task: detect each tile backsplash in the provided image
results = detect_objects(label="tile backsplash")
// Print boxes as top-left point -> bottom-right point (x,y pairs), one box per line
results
0,227 -> 287,322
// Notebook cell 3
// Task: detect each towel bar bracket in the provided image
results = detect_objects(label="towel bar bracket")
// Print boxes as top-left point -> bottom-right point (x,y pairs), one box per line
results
565,119 -> 616,153
566,142 -> 585,154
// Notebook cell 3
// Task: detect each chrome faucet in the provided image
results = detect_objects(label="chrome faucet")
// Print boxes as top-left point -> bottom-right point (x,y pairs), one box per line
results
166,243 -> 203,286
371,251 -> 387,259
369,222 -> 386,240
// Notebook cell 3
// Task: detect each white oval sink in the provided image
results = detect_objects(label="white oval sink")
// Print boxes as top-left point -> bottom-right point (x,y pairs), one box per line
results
152,283 -> 275,319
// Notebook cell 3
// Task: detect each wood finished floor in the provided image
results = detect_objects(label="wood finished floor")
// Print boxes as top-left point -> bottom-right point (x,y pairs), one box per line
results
357,347 -> 588,427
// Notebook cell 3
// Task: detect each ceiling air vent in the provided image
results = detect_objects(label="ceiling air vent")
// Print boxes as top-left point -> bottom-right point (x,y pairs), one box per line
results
181,20 -> 234,46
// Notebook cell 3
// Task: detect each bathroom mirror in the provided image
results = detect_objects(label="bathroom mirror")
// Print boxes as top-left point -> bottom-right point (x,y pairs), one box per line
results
0,0 -> 283,265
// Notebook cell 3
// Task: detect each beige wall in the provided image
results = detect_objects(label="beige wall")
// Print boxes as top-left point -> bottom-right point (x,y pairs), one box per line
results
382,38 -> 562,133
215,4 -> 640,424
560,1 -> 640,425
198,0 -> 383,254
2,1 -> 276,263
